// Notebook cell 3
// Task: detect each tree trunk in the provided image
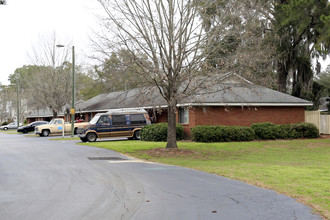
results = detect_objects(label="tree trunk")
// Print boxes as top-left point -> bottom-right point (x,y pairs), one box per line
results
166,99 -> 178,149
53,110 -> 58,119
277,62 -> 288,93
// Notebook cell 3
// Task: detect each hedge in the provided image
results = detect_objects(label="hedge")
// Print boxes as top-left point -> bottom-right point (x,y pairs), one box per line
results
141,123 -> 184,142
191,122 -> 319,143
191,125 -> 255,142
251,122 -> 319,140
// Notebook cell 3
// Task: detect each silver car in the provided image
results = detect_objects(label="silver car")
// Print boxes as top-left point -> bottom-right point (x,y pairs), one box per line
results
0,122 -> 21,131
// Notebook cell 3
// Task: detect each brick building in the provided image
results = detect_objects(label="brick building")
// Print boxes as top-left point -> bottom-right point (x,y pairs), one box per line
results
26,73 -> 312,137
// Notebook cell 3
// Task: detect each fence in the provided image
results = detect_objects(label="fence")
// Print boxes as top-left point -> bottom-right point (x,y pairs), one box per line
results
305,110 -> 330,134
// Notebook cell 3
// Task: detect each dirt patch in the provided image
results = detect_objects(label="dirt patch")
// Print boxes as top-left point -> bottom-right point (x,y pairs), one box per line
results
319,134 -> 330,139
142,148 -> 200,158
140,148 -> 252,160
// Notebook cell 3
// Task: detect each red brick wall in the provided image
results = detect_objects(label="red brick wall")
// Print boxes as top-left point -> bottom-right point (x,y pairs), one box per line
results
191,106 -> 304,126
185,106 -> 305,138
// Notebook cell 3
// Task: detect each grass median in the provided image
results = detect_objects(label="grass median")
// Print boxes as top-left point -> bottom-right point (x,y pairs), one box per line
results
80,138 -> 330,218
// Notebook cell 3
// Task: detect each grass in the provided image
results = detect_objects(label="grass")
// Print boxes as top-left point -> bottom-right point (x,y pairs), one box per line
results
0,129 -> 18,134
80,138 -> 330,219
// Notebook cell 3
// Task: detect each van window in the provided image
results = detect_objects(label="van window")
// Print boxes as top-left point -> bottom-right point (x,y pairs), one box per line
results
130,114 -> 146,125
98,115 -> 110,124
112,115 -> 126,125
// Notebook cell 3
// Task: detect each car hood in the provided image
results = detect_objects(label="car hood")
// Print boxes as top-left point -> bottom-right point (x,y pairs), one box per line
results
18,125 -> 29,129
35,124 -> 49,129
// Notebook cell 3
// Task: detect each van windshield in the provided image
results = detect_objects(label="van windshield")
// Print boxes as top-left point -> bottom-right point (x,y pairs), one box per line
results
90,115 -> 100,124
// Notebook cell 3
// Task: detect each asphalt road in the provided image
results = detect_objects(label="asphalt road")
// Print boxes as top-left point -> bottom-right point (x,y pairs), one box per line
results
0,133 -> 322,220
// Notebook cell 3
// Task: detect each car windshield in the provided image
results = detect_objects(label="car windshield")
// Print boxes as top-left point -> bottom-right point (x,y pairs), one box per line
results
90,115 -> 100,124
49,120 -> 54,125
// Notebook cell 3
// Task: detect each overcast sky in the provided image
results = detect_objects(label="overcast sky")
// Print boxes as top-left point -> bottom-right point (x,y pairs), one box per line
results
1,1 -> 329,86
0,0 -> 103,85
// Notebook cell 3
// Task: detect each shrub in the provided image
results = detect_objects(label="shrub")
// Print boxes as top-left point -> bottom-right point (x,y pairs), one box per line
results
1,122 -> 9,126
191,125 -> 255,142
289,123 -> 319,138
141,123 -> 184,142
251,122 -> 283,140
252,122 -> 319,140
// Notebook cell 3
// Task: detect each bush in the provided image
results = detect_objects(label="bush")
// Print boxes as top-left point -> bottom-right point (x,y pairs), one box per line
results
289,123 -> 319,138
1,122 -> 9,126
191,125 -> 255,142
252,122 -> 319,140
141,123 -> 184,142
251,122 -> 283,140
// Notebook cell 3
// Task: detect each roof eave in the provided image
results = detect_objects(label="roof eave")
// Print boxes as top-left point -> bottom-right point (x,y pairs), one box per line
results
178,102 -> 313,107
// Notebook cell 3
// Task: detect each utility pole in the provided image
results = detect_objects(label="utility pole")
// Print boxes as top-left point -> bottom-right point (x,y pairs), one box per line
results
70,46 -> 75,138
16,75 -> 20,127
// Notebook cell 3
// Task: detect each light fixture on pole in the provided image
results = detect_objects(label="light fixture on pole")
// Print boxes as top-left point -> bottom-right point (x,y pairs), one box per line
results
56,44 -> 75,138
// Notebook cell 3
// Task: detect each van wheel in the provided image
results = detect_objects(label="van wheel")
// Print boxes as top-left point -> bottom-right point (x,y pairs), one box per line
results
86,133 -> 97,142
74,128 -> 78,135
42,129 -> 50,137
134,130 -> 141,140
80,137 -> 87,142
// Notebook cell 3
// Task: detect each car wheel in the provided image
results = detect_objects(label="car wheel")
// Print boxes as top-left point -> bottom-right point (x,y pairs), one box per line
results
4,127 -> 8,131
134,130 -> 141,140
23,129 -> 28,134
86,133 -> 97,142
74,128 -> 78,135
42,129 -> 50,137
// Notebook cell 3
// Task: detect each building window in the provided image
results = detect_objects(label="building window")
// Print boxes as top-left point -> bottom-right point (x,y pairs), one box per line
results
179,107 -> 189,124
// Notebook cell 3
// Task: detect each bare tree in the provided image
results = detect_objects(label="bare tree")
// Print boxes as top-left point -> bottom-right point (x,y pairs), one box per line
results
28,33 -> 72,118
95,0 -> 234,148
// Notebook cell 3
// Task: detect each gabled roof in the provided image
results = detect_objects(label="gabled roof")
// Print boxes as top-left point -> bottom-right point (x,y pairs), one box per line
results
75,73 -> 311,113
27,74 -> 312,118
180,73 -> 312,106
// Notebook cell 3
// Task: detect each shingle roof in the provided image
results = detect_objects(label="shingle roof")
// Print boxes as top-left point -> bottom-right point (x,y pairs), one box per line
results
27,74 -> 312,118
76,74 -> 311,112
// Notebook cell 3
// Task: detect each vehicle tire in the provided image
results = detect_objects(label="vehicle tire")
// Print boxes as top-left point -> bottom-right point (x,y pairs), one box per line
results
86,133 -> 97,142
133,130 -> 141,140
74,128 -> 78,135
4,127 -> 8,131
80,137 -> 87,142
23,129 -> 28,134
42,129 -> 50,137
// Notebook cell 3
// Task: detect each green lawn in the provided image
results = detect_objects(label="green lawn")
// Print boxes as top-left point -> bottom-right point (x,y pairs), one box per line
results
80,138 -> 330,219
0,130 -> 18,134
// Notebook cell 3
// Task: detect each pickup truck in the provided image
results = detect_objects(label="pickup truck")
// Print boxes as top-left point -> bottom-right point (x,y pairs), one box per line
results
35,118 -> 89,137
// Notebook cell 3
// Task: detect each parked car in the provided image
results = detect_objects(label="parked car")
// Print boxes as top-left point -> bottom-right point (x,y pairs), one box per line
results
17,121 -> 48,133
77,108 -> 151,142
0,122 -> 22,131
35,118 -> 89,137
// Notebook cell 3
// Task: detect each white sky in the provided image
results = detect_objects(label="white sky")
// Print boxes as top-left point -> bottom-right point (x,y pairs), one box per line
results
0,1 -> 329,86
0,0 -> 103,85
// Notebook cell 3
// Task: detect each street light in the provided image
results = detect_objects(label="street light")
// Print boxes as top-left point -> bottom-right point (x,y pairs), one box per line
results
56,44 -> 75,138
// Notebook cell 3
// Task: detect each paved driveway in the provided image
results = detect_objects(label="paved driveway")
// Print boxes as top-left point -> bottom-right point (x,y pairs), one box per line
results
0,133 -> 322,220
